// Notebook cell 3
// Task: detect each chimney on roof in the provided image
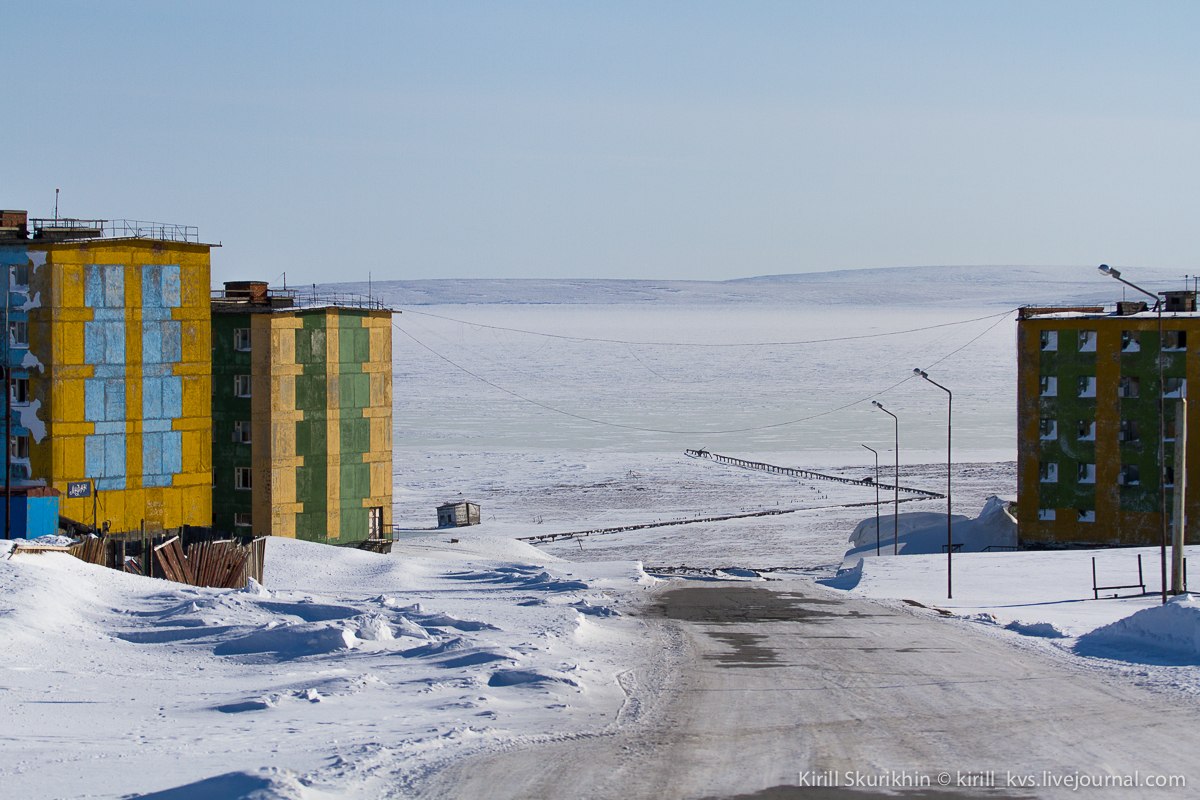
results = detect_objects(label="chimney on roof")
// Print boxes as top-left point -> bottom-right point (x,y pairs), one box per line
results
0,210 -> 28,241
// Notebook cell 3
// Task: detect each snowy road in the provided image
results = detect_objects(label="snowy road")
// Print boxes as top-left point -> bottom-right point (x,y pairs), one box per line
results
417,581 -> 1198,800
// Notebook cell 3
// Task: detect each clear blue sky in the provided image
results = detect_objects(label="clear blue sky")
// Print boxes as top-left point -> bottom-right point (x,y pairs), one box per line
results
4,2 -> 1199,287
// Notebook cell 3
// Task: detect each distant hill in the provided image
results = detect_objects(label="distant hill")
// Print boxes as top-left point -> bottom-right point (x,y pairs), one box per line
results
323,264 -> 1185,308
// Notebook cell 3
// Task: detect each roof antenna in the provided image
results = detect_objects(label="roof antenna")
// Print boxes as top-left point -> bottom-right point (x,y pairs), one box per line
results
54,189 -> 59,222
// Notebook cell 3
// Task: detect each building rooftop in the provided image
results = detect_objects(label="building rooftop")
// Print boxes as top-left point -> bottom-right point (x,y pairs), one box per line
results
211,281 -> 392,313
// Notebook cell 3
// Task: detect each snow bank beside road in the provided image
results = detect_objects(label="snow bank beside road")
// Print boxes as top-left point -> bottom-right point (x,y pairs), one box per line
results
0,533 -> 658,800
821,543 -> 1200,687
1078,594 -> 1200,663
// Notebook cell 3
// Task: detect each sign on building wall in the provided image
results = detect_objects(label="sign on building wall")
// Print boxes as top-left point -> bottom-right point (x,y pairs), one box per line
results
67,481 -> 91,499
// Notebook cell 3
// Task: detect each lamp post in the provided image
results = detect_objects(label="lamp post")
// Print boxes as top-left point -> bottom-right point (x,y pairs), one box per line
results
1099,264 -> 1168,604
872,400 -> 899,555
914,368 -> 953,599
862,444 -> 881,556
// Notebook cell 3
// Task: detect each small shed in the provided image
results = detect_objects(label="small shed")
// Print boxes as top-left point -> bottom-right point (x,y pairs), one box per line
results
437,502 -> 481,528
3,486 -> 61,539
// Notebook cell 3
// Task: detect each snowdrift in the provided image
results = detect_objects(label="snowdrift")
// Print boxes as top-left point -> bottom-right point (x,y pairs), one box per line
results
841,495 -> 1016,568
1076,594 -> 1200,664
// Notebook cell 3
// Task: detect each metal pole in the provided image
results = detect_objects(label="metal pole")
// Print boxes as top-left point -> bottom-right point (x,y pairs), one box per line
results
1099,267 -> 1167,604
1173,398 -> 1187,594
872,401 -> 900,555
4,300 -> 10,541
863,444 -> 880,556
915,369 -> 953,599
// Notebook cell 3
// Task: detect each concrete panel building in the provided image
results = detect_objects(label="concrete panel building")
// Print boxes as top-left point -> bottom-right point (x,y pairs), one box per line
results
212,282 -> 392,544
1017,296 -> 1200,546
0,214 -> 213,533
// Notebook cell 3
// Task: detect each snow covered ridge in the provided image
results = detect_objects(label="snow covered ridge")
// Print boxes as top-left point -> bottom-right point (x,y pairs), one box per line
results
325,264 -> 1178,308
0,534 -> 659,799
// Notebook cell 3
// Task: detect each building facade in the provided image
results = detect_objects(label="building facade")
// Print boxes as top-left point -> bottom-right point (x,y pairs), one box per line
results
1017,299 -> 1200,546
0,215 -> 213,533
212,283 -> 393,544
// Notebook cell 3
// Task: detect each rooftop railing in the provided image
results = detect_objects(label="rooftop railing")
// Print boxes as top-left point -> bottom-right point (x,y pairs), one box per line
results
30,219 -> 200,243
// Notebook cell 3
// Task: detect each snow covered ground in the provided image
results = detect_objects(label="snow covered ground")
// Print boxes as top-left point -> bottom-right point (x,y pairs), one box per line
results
823,543 -> 1200,698
0,535 -> 656,799
6,267 -> 1197,798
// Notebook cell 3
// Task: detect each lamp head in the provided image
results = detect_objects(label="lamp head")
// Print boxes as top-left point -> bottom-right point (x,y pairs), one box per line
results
913,368 -> 928,378
1099,264 -> 1121,279
871,400 -> 884,409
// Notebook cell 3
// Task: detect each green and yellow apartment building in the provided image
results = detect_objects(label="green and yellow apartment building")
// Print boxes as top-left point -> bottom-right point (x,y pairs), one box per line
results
1018,293 -> 1200,547
0,213 -> 392,543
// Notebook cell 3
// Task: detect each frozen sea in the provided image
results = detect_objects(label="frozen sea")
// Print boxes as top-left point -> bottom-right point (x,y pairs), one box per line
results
338,264 -> 1182,569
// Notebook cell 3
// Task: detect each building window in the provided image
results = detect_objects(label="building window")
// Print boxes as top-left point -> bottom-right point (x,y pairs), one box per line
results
1118,376 -> 1139,398
1078,330 -> 1097,352
234,512 -> 252,527
1165,330 -> 1187,350
234,328 -> 252,351
235,467 -> 252,490
9,434 -> 29,460
1077,376 -> 1096,398
212,467 -> 216,488
1077,463 -> 1096,484
9,321 -> 28,348
234,375 -> 251,397
11,263 -> 28,287
1040,330 -> 1058,351
1038,509 -> 1056,521
1167,466 -> 1176,487
1121,331 -> 1140,352
1039,461 -> 1058,483
1078,419 -> 1096,441
233,421 -> 251,444
1119,464 -> 1140,486
1164,378 -> 1187,398
1040,376 -> 1057,397
1039,419 -> 1057,440
1118,420 -> 1139,443
369,506 -> 383,538
1078,510 -> 1096,523
11,378 -> 28,404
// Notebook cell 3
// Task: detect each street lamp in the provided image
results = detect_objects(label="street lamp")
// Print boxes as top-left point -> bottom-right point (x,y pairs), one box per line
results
871,400 -> 899,555
1099,264 -> 1168,604
914,368 -> 953,599
862,444 -> 881,556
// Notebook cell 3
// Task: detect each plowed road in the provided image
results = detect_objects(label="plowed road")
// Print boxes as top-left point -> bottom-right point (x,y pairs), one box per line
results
417,581 -> 1200,800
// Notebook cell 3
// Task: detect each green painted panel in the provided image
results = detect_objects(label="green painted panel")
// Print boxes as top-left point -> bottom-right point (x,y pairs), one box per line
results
341,506 -> 367,541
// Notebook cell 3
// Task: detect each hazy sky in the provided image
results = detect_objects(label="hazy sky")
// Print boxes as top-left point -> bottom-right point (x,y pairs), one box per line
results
4,2 -> 1199,287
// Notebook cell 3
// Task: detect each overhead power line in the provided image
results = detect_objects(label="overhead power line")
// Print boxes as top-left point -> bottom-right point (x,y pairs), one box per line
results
397,307 -> 1015,348
391,308 -> 1016,435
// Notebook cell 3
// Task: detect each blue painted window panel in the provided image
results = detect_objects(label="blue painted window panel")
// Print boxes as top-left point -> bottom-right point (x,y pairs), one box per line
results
161,266 -> 181,307
143,376 -> 162,420
143,324 -> 162,365
105,379 -> 125,421
162,431 -> 182,476
104,265 -> 123,307
162,376 -> 182,418
104,434 -> 125,477
85,434 -> 105,476
161,321 -> 181,363
143,432 -> 162,476
84,266 -> 104,307
142,266 -> 161,309
104,322 -> 122,364
84,380 -> 106,422
84,321 -> 105,364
